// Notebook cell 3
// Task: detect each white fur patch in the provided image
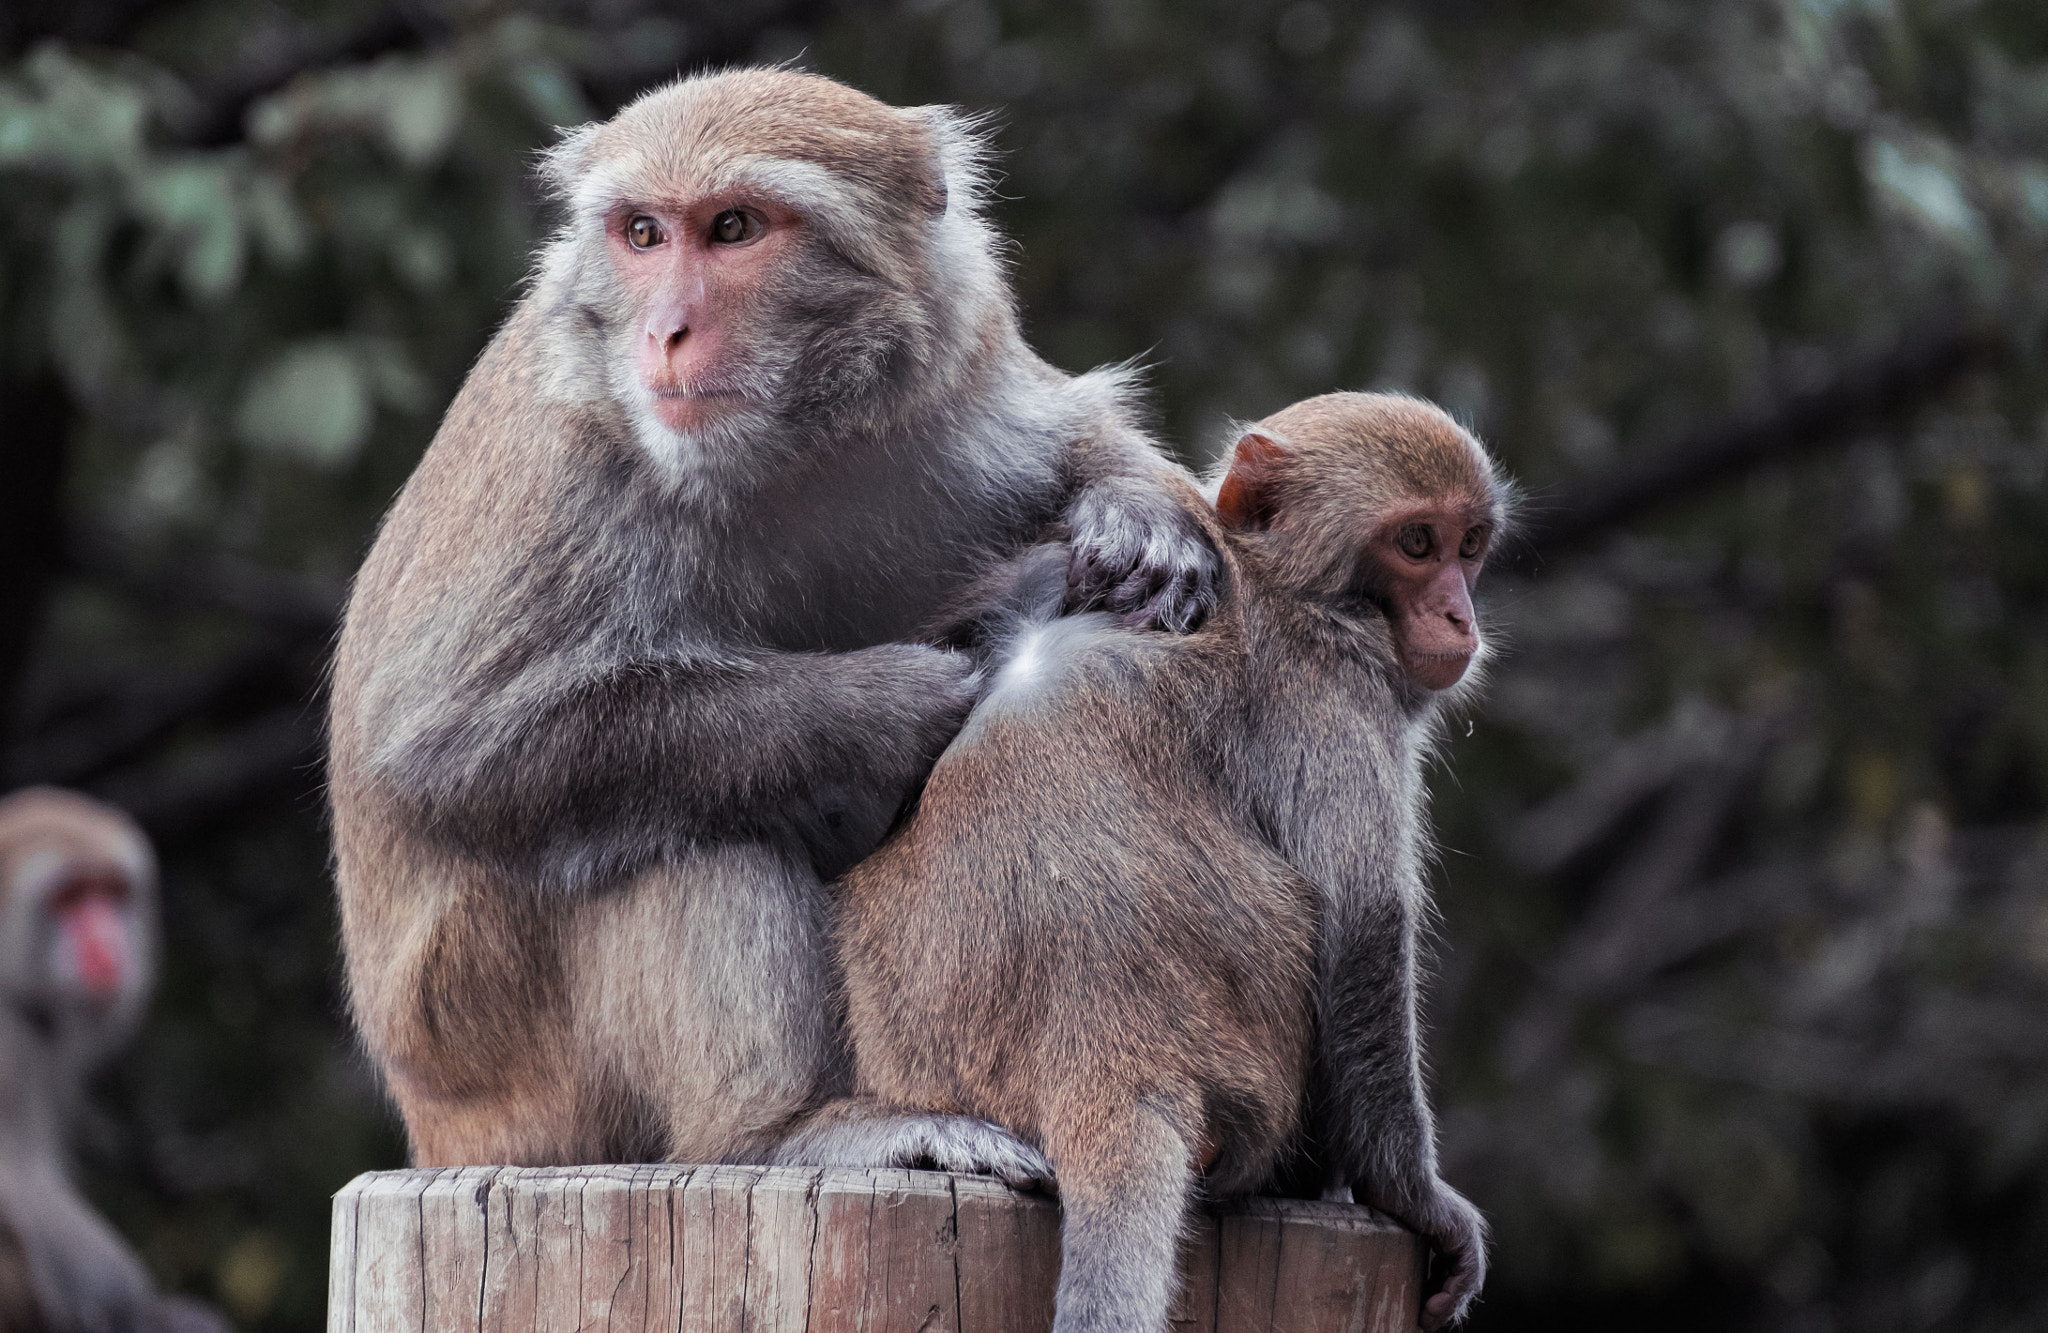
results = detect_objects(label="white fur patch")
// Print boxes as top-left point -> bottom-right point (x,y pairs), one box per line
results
566,159 -> 629,235
969,615 -> 1128,731
718,157 -> 867,231
995,624 -> 1051,692
624,397 -> 709,483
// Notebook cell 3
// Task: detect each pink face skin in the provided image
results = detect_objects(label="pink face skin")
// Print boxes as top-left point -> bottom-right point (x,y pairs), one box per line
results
1369,501 -> 1492,691
605,197 -> 800,432
45,870 -> 133,1004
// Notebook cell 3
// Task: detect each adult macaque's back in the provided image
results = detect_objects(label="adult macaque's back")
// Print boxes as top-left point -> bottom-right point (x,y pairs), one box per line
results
327,69 -> 1216,1168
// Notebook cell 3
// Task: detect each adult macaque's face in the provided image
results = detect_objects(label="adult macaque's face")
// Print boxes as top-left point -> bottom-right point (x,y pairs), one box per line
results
1370,502 -> 1492,691
606,196 -> 802,432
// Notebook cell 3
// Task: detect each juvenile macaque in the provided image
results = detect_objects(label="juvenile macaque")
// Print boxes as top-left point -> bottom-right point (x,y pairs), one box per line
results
0,788 -> 226,1333
327,69 -> 1217,1167
778,393 -> 1503,1331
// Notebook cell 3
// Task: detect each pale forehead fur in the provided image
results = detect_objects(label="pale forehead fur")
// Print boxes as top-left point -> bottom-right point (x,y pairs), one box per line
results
0,788 -> 154,902
552,69 -> 953,227
1256,392 -> 1503,512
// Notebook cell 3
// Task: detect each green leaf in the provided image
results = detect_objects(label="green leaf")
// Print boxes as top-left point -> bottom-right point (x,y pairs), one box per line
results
131,159 -> 246,301
379,61 -> 461,168
235,340 -> 373,467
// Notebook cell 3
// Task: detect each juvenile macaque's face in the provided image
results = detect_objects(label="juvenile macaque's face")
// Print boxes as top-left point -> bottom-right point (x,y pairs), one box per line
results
1212,413 -> 1506,695
605,195 -> 803,433
1367,499 -> 1493,691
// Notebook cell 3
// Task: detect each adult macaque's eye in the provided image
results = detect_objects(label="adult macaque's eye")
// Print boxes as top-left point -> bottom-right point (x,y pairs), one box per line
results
627,215 -> 665,250
1459,526 -> 1487,559
710,210 -> 761,245
1398,525 -> 1434,560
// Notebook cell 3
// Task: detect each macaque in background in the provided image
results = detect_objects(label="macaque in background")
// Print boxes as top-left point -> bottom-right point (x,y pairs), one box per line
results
327,68 -> 1217,1169
779,393 -> 1503,1331
0,788 -> 227,1333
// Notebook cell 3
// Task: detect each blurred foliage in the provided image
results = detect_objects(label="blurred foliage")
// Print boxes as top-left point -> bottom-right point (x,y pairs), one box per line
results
3,1 -> 2047,1330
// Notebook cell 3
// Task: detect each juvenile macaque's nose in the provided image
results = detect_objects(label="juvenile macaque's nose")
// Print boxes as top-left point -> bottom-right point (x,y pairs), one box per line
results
1433,568 -> 1475,638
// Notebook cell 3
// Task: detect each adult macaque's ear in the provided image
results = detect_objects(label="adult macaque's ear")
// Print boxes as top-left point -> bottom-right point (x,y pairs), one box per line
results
1214,432 -> 1289,532
538,122 -> 601,197
906,107 -> 954,217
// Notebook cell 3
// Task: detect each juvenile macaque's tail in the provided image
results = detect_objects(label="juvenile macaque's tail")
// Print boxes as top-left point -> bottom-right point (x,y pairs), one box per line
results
773,1092 -> 1203,1333
1043,1100 -> 1200,1333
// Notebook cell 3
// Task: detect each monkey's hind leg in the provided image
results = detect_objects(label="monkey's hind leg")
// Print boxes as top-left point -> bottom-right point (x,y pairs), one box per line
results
387,1059 -> 594,1167
1042,1098 -> 1200,1333
769,1097 -> 1055,1190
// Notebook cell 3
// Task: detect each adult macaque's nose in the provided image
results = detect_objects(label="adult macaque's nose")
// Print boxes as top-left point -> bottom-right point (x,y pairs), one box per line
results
644,302 -> 689,352
640,260 -> 707,369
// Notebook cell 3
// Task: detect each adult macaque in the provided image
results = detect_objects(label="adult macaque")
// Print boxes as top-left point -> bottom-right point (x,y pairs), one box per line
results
778,393 -> 1502,1331
0,788 -> 226,1333
327,69 -> 1217,1167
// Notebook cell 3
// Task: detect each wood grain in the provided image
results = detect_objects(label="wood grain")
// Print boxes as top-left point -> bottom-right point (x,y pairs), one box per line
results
330,1167 -> 1422,1333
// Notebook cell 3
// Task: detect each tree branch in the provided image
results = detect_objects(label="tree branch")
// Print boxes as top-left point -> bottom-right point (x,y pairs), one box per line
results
175,0 -> 847,148
3,637 -> 315,790
64,526 -> 342,634
1516,323 -> 2002,564
93,709 -> 323,848
0,374 -> 68,752
180,6 -> 437,148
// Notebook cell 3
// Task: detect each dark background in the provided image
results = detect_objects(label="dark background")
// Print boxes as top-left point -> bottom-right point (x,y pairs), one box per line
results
3,1 -> 2046,1329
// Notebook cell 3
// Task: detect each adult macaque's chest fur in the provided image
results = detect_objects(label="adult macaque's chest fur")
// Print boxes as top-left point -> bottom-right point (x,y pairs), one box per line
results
666,436 -> 1061,652
380,408 -> 1059,681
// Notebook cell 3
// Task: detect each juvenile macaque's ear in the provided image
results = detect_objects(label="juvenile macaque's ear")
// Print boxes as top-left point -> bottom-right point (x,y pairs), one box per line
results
1214,432 -> 1289,532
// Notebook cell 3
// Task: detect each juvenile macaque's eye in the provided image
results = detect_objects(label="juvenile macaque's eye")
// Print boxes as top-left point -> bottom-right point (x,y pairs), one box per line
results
1459,526 -> 1487,559
1397,526 -> 1434,560
627,215 -> 665,250
711,210 -> 761,245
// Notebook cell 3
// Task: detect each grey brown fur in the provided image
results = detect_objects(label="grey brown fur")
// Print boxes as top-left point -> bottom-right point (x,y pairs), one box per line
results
326,69 -> 1216,1167
0,788 -> 228,1333
777,393 -> 1502,1331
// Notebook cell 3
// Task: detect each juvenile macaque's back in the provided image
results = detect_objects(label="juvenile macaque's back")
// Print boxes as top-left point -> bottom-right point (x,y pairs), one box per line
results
785,393 -> 1508,1332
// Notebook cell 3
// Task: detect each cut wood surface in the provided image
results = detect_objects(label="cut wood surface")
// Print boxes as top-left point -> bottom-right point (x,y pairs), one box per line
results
330,1166 -> 1423,1333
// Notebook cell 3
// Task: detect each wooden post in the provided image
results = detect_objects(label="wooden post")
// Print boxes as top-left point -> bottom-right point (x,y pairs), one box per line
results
329,1166 -> 1423,1333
